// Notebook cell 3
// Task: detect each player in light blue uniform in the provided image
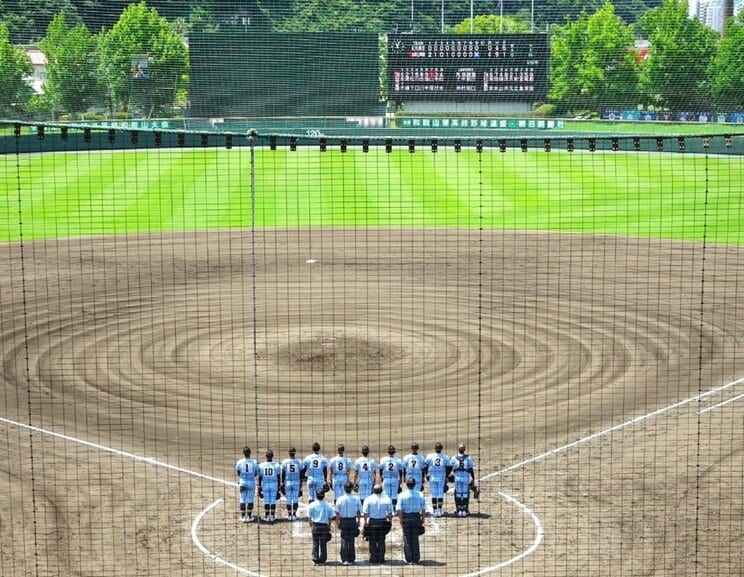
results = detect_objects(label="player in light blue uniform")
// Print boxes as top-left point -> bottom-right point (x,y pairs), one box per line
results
450,444 -> 478,517
258,449 -> 281,522
235,446 -> 258,523
281,447 -> 304,520
353,445 -> 378,501
303,442 -> 330,503
402,442 -> 427,492
425,442 -> 450,517
329,445 -> 353,503
379,445 -> 404,507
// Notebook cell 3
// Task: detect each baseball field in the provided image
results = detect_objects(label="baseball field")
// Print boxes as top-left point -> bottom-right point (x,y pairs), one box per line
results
2,148 -> 743,243
1,141 -> 743,576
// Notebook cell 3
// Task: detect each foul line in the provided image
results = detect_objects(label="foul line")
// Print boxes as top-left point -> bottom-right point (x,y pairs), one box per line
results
0,416 -> 235,488
3,374 -> 741,576
481,375 -> 744,481
191,499 -> 265,577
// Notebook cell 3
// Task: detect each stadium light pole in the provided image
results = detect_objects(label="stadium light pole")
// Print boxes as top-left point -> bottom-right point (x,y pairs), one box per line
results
531,0 -> 535,32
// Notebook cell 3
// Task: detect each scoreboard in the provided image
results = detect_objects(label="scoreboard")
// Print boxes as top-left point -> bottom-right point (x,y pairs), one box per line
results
388,34 -> 549,101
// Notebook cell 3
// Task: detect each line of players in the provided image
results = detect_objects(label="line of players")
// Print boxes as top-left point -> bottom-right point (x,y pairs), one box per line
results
235,441 -> 479,523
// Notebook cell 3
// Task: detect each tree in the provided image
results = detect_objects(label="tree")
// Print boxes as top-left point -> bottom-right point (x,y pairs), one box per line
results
40,13 -> 103,117
97,1 -> 188,116
0,0 -> 84,42
541,0 -> 661,28
0,22 -> 32,115
710,11 -> 744,107
639,0 -> 718,111
279,0 -> 378,31
452,15 -> 530,34
549,2 -> 639,113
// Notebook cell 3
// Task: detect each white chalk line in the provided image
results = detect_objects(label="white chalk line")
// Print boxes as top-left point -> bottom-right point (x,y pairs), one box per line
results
481,375 -> 744,481
3,374 -> 742,575
699,391 -> 744,414
191,499 -> 265,577
460,492 -> 544,577
0,415 -> 235,487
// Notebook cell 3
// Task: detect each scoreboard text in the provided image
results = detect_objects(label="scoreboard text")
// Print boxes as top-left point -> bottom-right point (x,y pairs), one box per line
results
388,34 -> 549,101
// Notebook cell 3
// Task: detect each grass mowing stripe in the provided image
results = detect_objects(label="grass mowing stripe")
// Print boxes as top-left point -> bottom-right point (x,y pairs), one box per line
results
1,148 -> 743,245
101,150 -> 183,233
4,151 -> 125,239
160,149 -> 227,231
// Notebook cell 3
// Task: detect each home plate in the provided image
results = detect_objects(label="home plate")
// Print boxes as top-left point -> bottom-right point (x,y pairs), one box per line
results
305,259 -> 318,264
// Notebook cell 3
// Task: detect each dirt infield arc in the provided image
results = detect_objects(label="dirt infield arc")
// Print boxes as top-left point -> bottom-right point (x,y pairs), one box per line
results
0,229 -> 742,576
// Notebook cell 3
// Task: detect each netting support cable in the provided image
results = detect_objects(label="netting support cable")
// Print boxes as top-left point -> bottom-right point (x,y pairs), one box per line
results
476,142 -> 484,561
14,125 -> 42,577
693,149 -> 712,577
248,131 -> 263,562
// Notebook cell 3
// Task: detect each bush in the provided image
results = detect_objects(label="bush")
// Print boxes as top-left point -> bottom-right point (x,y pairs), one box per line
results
532,103 -> 557,117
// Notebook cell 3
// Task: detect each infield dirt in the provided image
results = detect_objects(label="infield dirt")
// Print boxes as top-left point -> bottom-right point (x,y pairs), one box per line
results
0,229 -> 742,576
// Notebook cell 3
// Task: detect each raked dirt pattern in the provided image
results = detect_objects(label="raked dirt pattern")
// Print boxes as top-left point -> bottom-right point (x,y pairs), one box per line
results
0,229 -> 742,576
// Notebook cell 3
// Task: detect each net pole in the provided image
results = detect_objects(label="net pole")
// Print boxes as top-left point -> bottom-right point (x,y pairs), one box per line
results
248,130 -> 263,564
13,124 -> 42,577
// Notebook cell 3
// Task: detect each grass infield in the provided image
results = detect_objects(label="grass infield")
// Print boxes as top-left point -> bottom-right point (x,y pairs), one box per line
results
1,147 -> 742,244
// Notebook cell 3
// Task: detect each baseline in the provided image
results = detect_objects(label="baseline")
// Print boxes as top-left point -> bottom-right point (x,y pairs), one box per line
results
0,416 -> 234,487
3,373 -> 741,575
481,375 -> 744,481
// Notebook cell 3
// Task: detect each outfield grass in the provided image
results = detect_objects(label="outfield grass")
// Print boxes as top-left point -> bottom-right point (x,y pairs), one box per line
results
561,120 -> 741,135
1,147 -> 743,244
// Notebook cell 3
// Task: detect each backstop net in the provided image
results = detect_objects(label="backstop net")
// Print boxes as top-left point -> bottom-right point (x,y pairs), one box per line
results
1,1 -> 744,577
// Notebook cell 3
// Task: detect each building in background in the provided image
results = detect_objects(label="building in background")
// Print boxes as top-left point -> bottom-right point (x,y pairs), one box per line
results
690,0 -> 744,31
23,46 -> 47,95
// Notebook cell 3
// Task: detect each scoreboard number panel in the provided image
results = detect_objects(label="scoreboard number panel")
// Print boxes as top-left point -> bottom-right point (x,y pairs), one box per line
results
388,34 -> 549,101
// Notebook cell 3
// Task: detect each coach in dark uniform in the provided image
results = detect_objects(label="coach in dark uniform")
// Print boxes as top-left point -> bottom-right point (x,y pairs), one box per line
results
396,477 -> 427,564
362,483 -> 394,564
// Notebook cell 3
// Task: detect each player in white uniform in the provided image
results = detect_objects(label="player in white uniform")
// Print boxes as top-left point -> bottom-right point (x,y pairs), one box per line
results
402,442 -> 427,492
258,449 -> 281,522
379,444 -> 404,507
425,442 -> 450,517
281,447 -> 304,520
303,442 -> 330,503
353,445 -> 378,501
450,443 -> 478,517
329,445 -> 353,503
235,446 -> 258,523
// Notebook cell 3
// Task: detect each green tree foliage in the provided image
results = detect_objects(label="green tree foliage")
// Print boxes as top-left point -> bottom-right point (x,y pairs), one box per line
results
97,1 -> 188,116
452,14 -> 530,34
550,2 -> 638,113
0,21 -> 32,114
279,0 -> 385,32
710,12 -> 744,107
639,0 -> 718,110
40,13 -> 102,116
0,0 -> 87,42
541,0 -> 661,28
